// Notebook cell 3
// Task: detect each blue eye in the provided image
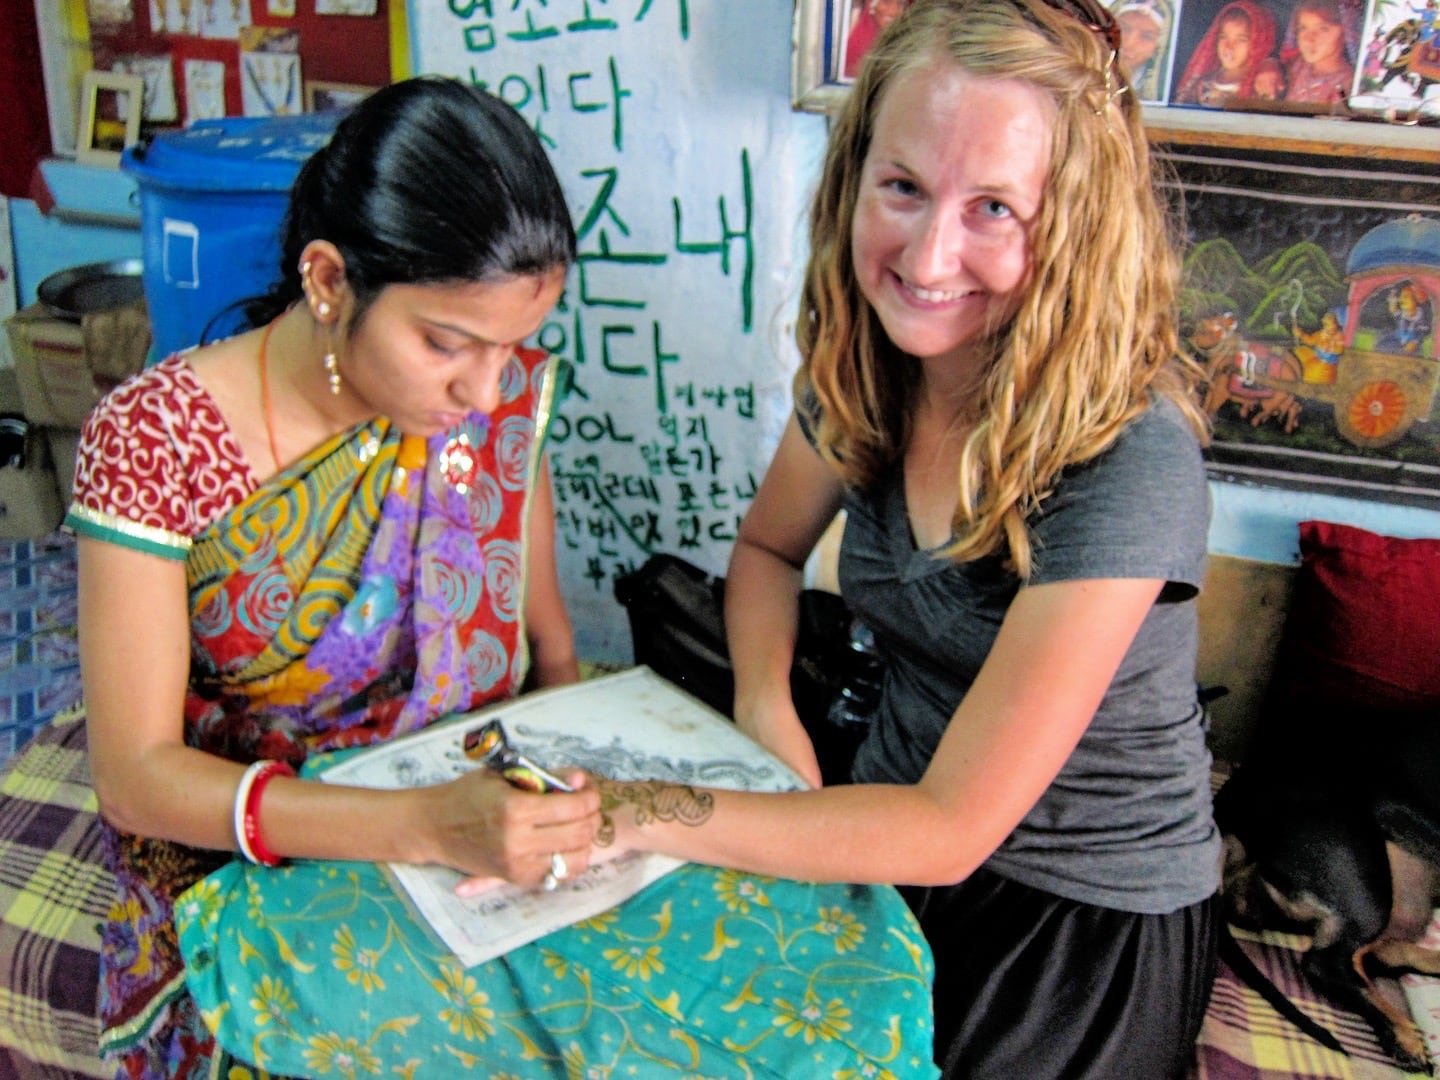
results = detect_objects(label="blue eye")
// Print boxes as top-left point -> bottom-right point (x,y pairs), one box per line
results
981,199 -> 1012,220
885,177 -> 920,198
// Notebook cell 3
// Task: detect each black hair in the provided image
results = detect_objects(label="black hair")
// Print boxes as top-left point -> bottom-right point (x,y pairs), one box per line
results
240,76 -> 576,332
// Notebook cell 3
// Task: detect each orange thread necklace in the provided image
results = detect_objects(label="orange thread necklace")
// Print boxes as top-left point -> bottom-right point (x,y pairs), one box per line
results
258,319 -> 283,473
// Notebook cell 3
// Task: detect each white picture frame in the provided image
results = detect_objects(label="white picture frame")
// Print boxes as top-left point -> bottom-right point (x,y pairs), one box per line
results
76,70 -> 145,168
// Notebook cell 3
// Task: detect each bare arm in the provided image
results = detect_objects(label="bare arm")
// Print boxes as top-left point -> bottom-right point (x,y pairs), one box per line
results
725,416 -> 846,787
603,576 -> 1164,885
79,536 -> 599,886
524,454 -> 580,688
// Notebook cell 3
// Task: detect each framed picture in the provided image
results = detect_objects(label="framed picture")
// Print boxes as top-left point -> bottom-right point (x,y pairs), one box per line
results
1109,0 -> 1180,104
76,70 -> 145,167
1170,151 -> 1440,506
304,80 -> 376,113
793,0 -> 850,112
1350,0 -> 1440,121
239,26 -> 301,117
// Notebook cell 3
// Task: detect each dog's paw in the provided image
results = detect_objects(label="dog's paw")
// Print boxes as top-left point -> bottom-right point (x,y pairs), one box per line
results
1378,1017 -> 1431,1076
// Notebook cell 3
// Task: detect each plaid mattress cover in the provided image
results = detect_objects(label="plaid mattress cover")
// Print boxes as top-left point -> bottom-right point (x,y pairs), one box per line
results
0,710 -> 110,1079
1192,926 -> 1428,1080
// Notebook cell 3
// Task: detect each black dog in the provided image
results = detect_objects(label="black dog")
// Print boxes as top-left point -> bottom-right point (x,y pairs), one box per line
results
1214,702 -> 1440,1073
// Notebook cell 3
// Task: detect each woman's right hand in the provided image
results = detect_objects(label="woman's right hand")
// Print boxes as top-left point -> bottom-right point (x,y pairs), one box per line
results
734,696 -> 823,789
420,767 -> 602,886
725,416 -> 845,792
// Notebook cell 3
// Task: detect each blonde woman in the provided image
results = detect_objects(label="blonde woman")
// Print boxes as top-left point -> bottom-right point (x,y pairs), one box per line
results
581,0 -> 1220,1074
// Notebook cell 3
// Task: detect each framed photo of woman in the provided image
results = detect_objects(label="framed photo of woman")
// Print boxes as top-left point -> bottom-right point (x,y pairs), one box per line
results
793,0 -> 917,111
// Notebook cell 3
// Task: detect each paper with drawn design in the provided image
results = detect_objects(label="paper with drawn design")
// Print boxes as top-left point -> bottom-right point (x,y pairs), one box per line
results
318,666 -> 807,967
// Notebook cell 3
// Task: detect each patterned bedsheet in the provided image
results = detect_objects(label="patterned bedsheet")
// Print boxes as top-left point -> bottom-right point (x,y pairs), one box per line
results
1193,926 -> 1428,1080
0,709 -> 109,1078
0,711 -> 1433,1080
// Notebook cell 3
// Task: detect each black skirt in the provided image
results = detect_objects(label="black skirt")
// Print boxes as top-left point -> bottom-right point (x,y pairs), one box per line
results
901,866 -> 1218,1080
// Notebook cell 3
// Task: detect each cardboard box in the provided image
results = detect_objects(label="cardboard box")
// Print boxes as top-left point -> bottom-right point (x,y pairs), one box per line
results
44,426 -> 80,507
0,427 -> 63,540
5,305 -> 104,429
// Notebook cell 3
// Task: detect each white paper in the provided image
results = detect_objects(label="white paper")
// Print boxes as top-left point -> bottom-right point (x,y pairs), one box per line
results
319,667 -> 806,967
184,60 -> 226,125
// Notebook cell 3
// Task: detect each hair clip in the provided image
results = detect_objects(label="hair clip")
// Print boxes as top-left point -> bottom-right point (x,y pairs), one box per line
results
1095,49 -> 1131,114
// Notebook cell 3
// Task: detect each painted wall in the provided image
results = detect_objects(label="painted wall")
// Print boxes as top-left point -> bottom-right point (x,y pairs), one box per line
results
408,0 -> 829,662
1209,483 -> 1440,563
0,0 -> 51,198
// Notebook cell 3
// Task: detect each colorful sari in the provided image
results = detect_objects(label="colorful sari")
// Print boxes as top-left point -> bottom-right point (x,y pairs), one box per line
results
66,347 -> 561,1079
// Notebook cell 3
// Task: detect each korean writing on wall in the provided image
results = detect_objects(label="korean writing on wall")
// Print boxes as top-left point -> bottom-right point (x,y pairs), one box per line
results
410,0 -> 822,658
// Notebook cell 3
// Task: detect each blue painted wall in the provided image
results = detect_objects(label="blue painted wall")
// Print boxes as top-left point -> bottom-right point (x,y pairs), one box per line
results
1209,482 -> 1440,563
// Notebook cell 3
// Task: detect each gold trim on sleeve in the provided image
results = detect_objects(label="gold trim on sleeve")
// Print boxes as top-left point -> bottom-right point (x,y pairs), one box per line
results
66,504 -> 193,555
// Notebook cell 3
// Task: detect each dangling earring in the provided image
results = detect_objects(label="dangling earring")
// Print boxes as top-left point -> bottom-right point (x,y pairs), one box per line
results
301,257 -> 341,394
323,328 -> 342,396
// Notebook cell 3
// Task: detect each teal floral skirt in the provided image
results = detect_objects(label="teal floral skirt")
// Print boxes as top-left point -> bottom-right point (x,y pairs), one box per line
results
177,856 -> 938,1078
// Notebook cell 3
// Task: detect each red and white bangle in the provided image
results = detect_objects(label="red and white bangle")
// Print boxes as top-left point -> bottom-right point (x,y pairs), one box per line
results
233,759 -> 296,867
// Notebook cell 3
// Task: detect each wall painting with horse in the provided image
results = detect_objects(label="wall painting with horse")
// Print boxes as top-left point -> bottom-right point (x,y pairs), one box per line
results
1167,153 -> 1440,507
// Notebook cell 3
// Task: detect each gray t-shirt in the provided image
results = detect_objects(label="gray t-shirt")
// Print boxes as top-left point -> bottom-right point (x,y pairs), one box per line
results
806,395 -> 1219,914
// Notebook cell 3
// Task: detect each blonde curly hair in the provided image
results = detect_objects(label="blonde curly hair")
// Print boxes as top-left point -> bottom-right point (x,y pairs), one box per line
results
798,0 -> 1207,577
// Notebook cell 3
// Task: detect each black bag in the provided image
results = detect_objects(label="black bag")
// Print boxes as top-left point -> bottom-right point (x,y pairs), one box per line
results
614,553 -> 879,785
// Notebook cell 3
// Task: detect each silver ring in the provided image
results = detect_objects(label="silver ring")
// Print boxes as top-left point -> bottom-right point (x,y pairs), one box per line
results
542,851 -> 568,892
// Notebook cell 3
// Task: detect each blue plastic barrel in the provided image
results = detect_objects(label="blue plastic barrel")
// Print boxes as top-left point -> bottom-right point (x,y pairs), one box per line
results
121,112 -> 341,360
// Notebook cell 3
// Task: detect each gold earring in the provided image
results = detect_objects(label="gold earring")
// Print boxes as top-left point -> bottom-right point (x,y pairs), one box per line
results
324,327 -> 341,396
301,262 -> 331,318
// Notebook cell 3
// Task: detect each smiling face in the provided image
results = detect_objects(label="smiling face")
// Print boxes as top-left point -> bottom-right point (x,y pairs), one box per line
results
850,60 -> 1052,375
1295,9 -> 1345,69
1215,14 -> 1254,77
340,270 -> 566,437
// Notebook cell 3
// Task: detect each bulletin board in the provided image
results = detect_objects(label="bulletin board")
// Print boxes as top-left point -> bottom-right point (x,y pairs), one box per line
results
73,0 -> 406,132
407,0 -> 830,662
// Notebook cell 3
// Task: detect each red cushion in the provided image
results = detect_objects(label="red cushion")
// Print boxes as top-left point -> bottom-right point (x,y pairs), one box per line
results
1273,520 -> 1440,710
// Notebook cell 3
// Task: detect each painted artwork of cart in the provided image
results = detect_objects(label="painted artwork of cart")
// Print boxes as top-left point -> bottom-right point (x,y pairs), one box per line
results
1187,214 -> 1440,454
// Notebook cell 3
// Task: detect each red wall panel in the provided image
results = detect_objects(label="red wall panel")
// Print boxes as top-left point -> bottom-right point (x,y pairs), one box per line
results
0,0 -> 54,198
88,0 -> 394,124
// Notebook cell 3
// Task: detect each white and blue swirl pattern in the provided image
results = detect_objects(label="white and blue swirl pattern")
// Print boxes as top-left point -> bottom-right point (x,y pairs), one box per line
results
483,539 -> 522,623
465,630 -> 508,692
236,569 -> 294,640
466,471 -> 503,533
433,558 -> 483,623
192,587 -> 231,640
495,415 -> 534,492
499,355 -> 527,405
